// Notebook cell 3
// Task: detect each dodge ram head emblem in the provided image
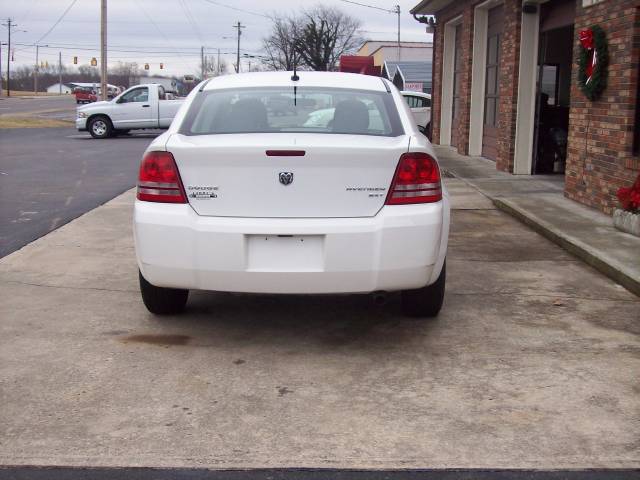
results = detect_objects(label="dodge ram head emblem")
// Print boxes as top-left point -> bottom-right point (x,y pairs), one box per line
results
279,172 -> 294,186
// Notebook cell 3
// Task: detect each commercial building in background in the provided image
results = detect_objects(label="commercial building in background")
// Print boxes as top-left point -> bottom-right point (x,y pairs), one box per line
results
383,61 -> 433,93
128,76 -> 186,96
46,82 -> 118,94
357,40 -> 433,67
411,0 -> 640,214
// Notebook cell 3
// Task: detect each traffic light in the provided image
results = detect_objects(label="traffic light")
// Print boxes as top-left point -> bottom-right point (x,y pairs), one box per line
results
144,63 -> 149,70
73,56 -> 78,65
160,63 -> 164,69
91,57 -> 97,67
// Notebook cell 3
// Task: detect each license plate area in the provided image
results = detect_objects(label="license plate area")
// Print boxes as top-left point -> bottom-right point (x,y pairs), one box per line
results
246,235 -> 324,272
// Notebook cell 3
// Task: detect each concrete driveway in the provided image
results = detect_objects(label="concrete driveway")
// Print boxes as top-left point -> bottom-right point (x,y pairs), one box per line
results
0,180 -> 638,472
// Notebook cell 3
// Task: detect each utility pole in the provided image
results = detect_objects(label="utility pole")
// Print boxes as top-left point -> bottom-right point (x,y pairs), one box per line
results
0,37 -> 3,97
395,5 -> 401,61
100,0 -> 108,101
34,44 -> 39,94
58,51 -> 62,95
3,18 -> 18,97
233,21 -> 244,73
201,46 -> 205,79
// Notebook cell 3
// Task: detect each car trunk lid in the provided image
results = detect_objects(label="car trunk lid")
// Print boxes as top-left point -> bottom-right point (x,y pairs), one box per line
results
167,133 -> 409,218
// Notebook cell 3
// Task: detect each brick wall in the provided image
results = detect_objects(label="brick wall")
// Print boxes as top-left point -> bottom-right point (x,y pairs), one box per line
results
496,0 -> 522,172
565,0 -> 640,214
431,0 -> 522,172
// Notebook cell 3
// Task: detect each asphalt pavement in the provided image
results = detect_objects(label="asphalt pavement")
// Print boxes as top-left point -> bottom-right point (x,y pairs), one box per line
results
0,94 -> 75,118
0,126 -> 159,257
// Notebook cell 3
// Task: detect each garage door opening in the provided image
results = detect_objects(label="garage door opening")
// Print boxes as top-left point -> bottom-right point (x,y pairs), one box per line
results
532,0 -> 575,175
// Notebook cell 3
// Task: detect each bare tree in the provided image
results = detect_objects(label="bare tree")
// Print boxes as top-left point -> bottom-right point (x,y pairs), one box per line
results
296,5 -> 362,71
200,55 -> 228,78
262,15 -> 299,71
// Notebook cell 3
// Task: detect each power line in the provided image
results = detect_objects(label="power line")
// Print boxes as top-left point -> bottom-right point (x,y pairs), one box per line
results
31,0 -> 79,45
337,0 -> 395,13
134,0 -> 194,71
12,42 -> 245,56
178,0 -> 204,44
13,42 -> 237,52
201,0 -> 270,19
18,0 -> 40,25
338,0 -> 401,59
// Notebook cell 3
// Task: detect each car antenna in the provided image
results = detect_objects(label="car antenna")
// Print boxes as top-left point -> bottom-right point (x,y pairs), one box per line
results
291,37 -> 300,106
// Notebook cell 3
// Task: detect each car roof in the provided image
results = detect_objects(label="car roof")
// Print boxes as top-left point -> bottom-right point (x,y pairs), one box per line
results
401,90 -> 431,99
202,71 -> 389,92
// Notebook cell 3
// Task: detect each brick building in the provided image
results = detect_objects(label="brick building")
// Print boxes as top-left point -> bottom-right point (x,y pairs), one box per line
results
410,0 -> 640,214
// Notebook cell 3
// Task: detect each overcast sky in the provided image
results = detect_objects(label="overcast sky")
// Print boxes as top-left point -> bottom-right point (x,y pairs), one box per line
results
0,0 -> 431,77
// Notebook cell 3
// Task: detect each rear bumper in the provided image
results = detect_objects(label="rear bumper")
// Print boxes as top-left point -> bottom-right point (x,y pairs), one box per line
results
134,198 -> 450,294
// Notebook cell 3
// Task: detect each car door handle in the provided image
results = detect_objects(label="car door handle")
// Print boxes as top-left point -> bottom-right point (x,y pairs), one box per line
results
142,104 -> 150,107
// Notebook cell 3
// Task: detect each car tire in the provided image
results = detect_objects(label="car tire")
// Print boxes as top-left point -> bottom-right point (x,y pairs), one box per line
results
88,115 -> 113,139
139,270 -> 188,315
401,261 -> 445,318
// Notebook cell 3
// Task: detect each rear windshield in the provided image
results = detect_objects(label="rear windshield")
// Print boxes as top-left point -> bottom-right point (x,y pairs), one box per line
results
179,87 -> 404,137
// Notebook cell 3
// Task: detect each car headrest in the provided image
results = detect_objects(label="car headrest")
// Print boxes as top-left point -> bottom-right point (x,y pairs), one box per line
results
332,99 -> 370,134
224,99 -> 269,132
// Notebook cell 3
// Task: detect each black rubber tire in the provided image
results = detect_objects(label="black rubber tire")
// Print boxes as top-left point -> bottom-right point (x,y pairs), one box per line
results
401,261 -> 446,318
88,115 -> 113,139
139,270 -> 188,315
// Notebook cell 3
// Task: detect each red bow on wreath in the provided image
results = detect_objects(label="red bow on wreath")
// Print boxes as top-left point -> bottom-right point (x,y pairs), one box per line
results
579,29 -> 597,84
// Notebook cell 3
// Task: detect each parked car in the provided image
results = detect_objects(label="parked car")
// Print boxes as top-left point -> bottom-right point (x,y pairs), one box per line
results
73,87 -> 97,104
76,84 -> 183,138
401,91 -> 432,135
134,72 -> 450,317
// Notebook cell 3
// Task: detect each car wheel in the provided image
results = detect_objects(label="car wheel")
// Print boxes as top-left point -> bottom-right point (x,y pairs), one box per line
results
88,116 -> 113,139
139,270 -> 188,315
401,261 -> 445,318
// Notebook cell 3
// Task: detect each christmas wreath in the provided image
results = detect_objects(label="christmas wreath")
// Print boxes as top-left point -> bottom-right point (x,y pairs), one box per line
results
578,25 -> 608,101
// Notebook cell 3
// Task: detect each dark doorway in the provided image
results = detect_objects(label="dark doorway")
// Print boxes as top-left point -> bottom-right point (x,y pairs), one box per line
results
533,0 -> 575,175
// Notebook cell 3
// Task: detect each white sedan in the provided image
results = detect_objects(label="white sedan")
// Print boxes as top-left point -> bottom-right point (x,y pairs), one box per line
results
401,90 -> 432,134
134,71 -> 450,317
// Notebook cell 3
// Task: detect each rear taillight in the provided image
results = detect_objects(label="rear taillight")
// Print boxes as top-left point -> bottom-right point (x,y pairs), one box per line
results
386,152 -> 442,205
137,151 -> 187,203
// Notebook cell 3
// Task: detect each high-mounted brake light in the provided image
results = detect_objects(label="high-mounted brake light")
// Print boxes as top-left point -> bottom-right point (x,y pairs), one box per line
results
137,151 -> 187,203
386,152 -> 442,205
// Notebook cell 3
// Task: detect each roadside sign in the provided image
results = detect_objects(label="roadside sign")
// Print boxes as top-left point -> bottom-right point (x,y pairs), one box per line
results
404,82 -> 424,92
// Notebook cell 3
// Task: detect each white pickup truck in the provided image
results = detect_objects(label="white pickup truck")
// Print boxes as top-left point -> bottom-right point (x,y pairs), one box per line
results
76,83 -> 183,138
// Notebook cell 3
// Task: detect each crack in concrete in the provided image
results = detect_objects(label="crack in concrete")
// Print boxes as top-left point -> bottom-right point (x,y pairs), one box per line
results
0,279 -> 137,293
